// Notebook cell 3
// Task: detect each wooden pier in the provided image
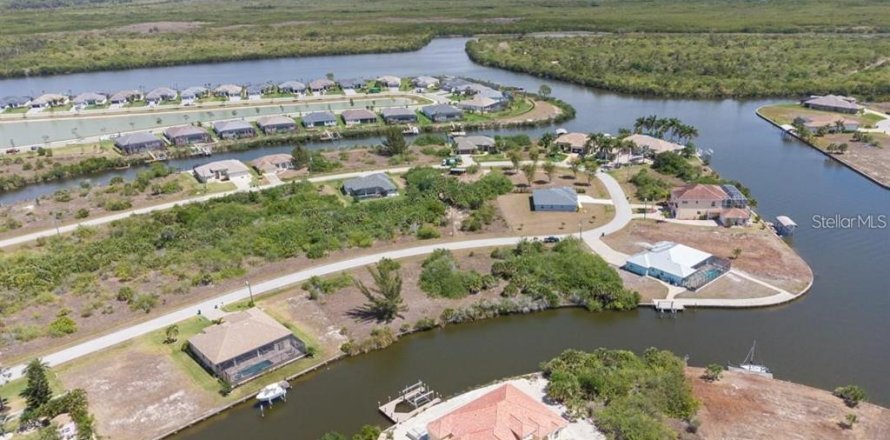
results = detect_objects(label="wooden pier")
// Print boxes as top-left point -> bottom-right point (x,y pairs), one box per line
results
378,381 -> 441,423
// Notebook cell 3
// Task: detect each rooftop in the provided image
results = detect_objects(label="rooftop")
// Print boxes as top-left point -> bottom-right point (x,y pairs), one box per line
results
213,120 -> 254,132
626,241 -> 712,279
381,107 -> 416,118
341,108 -> 377,121
532,187 -> 578,206
625,134 -> 685,154
427,383 -> 568,440
188,308 -> 293,365
343,173 -> 396,193
257,115 -> 296,127
302,111 -> 337,124
193,159 -> 251,178
115,131 -> 160,147
555,132 -> 588,149
803,94 -> 860,111
164,125 -> 207,138
671,183 -> 728,202
423,104 -> 462,116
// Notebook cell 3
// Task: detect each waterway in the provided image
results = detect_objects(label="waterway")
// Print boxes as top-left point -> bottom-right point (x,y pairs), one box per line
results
2,38 -> 888,438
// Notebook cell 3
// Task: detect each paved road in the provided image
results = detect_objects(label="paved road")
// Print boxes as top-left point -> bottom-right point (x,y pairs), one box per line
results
2,171 -> 632,382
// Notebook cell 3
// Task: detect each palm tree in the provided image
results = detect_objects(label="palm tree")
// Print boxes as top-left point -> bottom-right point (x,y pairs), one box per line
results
528,145 -> 540,164
354,259 -> 405,323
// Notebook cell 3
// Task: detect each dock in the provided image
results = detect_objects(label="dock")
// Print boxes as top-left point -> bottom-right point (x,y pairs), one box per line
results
378,381 -> 441,423
654,300 -> 684,314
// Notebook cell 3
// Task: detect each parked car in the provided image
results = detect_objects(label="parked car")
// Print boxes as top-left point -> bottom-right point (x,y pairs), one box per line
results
543,236 -> 560,244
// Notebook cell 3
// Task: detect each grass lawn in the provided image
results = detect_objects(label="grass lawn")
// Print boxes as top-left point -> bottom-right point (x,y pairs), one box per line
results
472,153 -> 507,162
179,173 -> 236,196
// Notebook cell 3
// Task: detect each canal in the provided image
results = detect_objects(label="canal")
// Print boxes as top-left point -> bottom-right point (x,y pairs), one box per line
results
2,38 -> 888,438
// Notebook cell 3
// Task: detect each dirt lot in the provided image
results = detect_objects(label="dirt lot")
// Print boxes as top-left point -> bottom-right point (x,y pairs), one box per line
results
499,100 -> 562,123
758,104 -> 878,127
814,132 -> 890,187
689,367 -> 890,439
507,168 -> 608,198
677,271 -> 778,300
604,220 -> 812,293
617,270 -> 668,304
496,193 -> 609,236
272,249 -> 508,342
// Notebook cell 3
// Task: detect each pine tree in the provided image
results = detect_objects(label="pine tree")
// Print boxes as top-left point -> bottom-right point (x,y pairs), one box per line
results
21,359 -> 52,414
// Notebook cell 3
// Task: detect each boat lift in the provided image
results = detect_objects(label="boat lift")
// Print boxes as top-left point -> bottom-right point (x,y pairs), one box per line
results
378,380 -> 442,423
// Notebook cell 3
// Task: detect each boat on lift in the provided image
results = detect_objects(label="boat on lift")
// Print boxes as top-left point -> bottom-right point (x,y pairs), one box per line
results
728,341 -> 773,378
255,382 -> 288,403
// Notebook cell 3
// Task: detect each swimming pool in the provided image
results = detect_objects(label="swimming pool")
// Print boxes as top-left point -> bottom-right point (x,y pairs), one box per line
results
234,360 -> 273,381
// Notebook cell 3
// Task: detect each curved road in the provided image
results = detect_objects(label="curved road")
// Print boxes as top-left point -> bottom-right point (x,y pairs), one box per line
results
3,170 -> 632,381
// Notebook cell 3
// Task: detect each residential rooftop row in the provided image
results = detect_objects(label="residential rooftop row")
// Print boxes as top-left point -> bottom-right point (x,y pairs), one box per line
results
0,76 -> 509,111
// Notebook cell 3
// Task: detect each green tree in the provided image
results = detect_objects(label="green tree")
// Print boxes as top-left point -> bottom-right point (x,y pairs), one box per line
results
528,145 -> 541,163
538,84 -> 551,97
833,385 -> 866,408
380,126 -> 408,156
507,149 -> 522,172
164,324 -> 180,344
521,163 -> 537,189
539,132 -> 555,154
354,258 -> 406,322
292,144 -> 311,169
351,425 -> 382,440
703,364 -> 723,382
731,248 -> 742,260
21,359 -> 52,415
319,433 -> 346,440
542,161 -> 556,182
569,158 -> 580,179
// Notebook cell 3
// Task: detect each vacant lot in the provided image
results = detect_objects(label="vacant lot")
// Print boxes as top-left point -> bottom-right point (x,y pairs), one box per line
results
677,271 -> 778,300
814,132 -> 890,188
758,104 -> 880,127
608,164 -> 684,204
604,220 -> 812,293
496,193 -> 609,236
689,368 -> 890,439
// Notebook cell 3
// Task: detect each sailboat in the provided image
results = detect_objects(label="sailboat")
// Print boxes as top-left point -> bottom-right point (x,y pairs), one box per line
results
728,341 -> 773,378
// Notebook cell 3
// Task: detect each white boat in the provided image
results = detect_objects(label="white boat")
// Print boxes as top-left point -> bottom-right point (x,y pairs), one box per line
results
728,341 -> 773,378
255,383 -> 287,403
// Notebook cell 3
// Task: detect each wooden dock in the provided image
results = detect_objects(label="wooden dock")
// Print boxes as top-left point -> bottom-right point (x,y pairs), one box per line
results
378,381 -> 441,423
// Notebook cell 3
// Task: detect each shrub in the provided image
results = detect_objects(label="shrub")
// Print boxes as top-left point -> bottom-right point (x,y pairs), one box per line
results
419,249 -> 485,298
116,287 -> 134,302
53,190 -> 72,202
416,224 -> 441,239
74,208 -> 89,219
833,385 -> 866,408
103,198 -> 132,211
130,293 -> 158,313
48,315 -> 78,337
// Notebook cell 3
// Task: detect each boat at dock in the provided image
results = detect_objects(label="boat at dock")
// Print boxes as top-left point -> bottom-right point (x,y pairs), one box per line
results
256,382 -> 289,403
729,341 -> 773,378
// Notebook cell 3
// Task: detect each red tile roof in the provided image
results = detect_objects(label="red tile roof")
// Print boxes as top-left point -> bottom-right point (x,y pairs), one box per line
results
720,208 -> 750,219
427,384 -> 568,440
671,184 -> 728,202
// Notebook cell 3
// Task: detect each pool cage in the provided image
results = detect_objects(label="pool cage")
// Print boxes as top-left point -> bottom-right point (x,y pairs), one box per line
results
683,257 -> 731,291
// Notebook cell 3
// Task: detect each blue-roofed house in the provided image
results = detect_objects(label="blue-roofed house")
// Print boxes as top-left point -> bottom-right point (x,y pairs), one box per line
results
342,173 -> 398,199
278,81 -> 306,95
380,108 -> 417,124
114,132 -> 165,155
213,120 -> 256,140
422,104 -> 463,122
145,87 -> 178,104
532,187 -> 579,212
338,78 -> 366,91
301,111 -> 337,128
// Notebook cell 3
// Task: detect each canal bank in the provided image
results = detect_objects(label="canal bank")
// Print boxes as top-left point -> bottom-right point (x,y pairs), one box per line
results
755,106 -> 890,190
0,38 -> 888,439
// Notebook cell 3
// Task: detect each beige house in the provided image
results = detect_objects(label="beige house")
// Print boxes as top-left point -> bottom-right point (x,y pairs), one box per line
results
670,184 -> 729,220
624,134 -> 685,155
555,132 -> 588,154
251,153 -> 294,174
188,308 -> 306,384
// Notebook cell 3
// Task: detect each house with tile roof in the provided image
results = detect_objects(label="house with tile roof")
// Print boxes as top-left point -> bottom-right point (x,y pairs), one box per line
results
555,132 -> 589,154
164,125 -> 211,145
187,308 -> 306,384
669,183 -> 728,220
426,383 -> 568,440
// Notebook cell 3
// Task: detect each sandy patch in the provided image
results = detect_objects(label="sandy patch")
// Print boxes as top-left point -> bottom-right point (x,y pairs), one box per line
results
690,368 -> 890,439
115,22 -> 204,34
